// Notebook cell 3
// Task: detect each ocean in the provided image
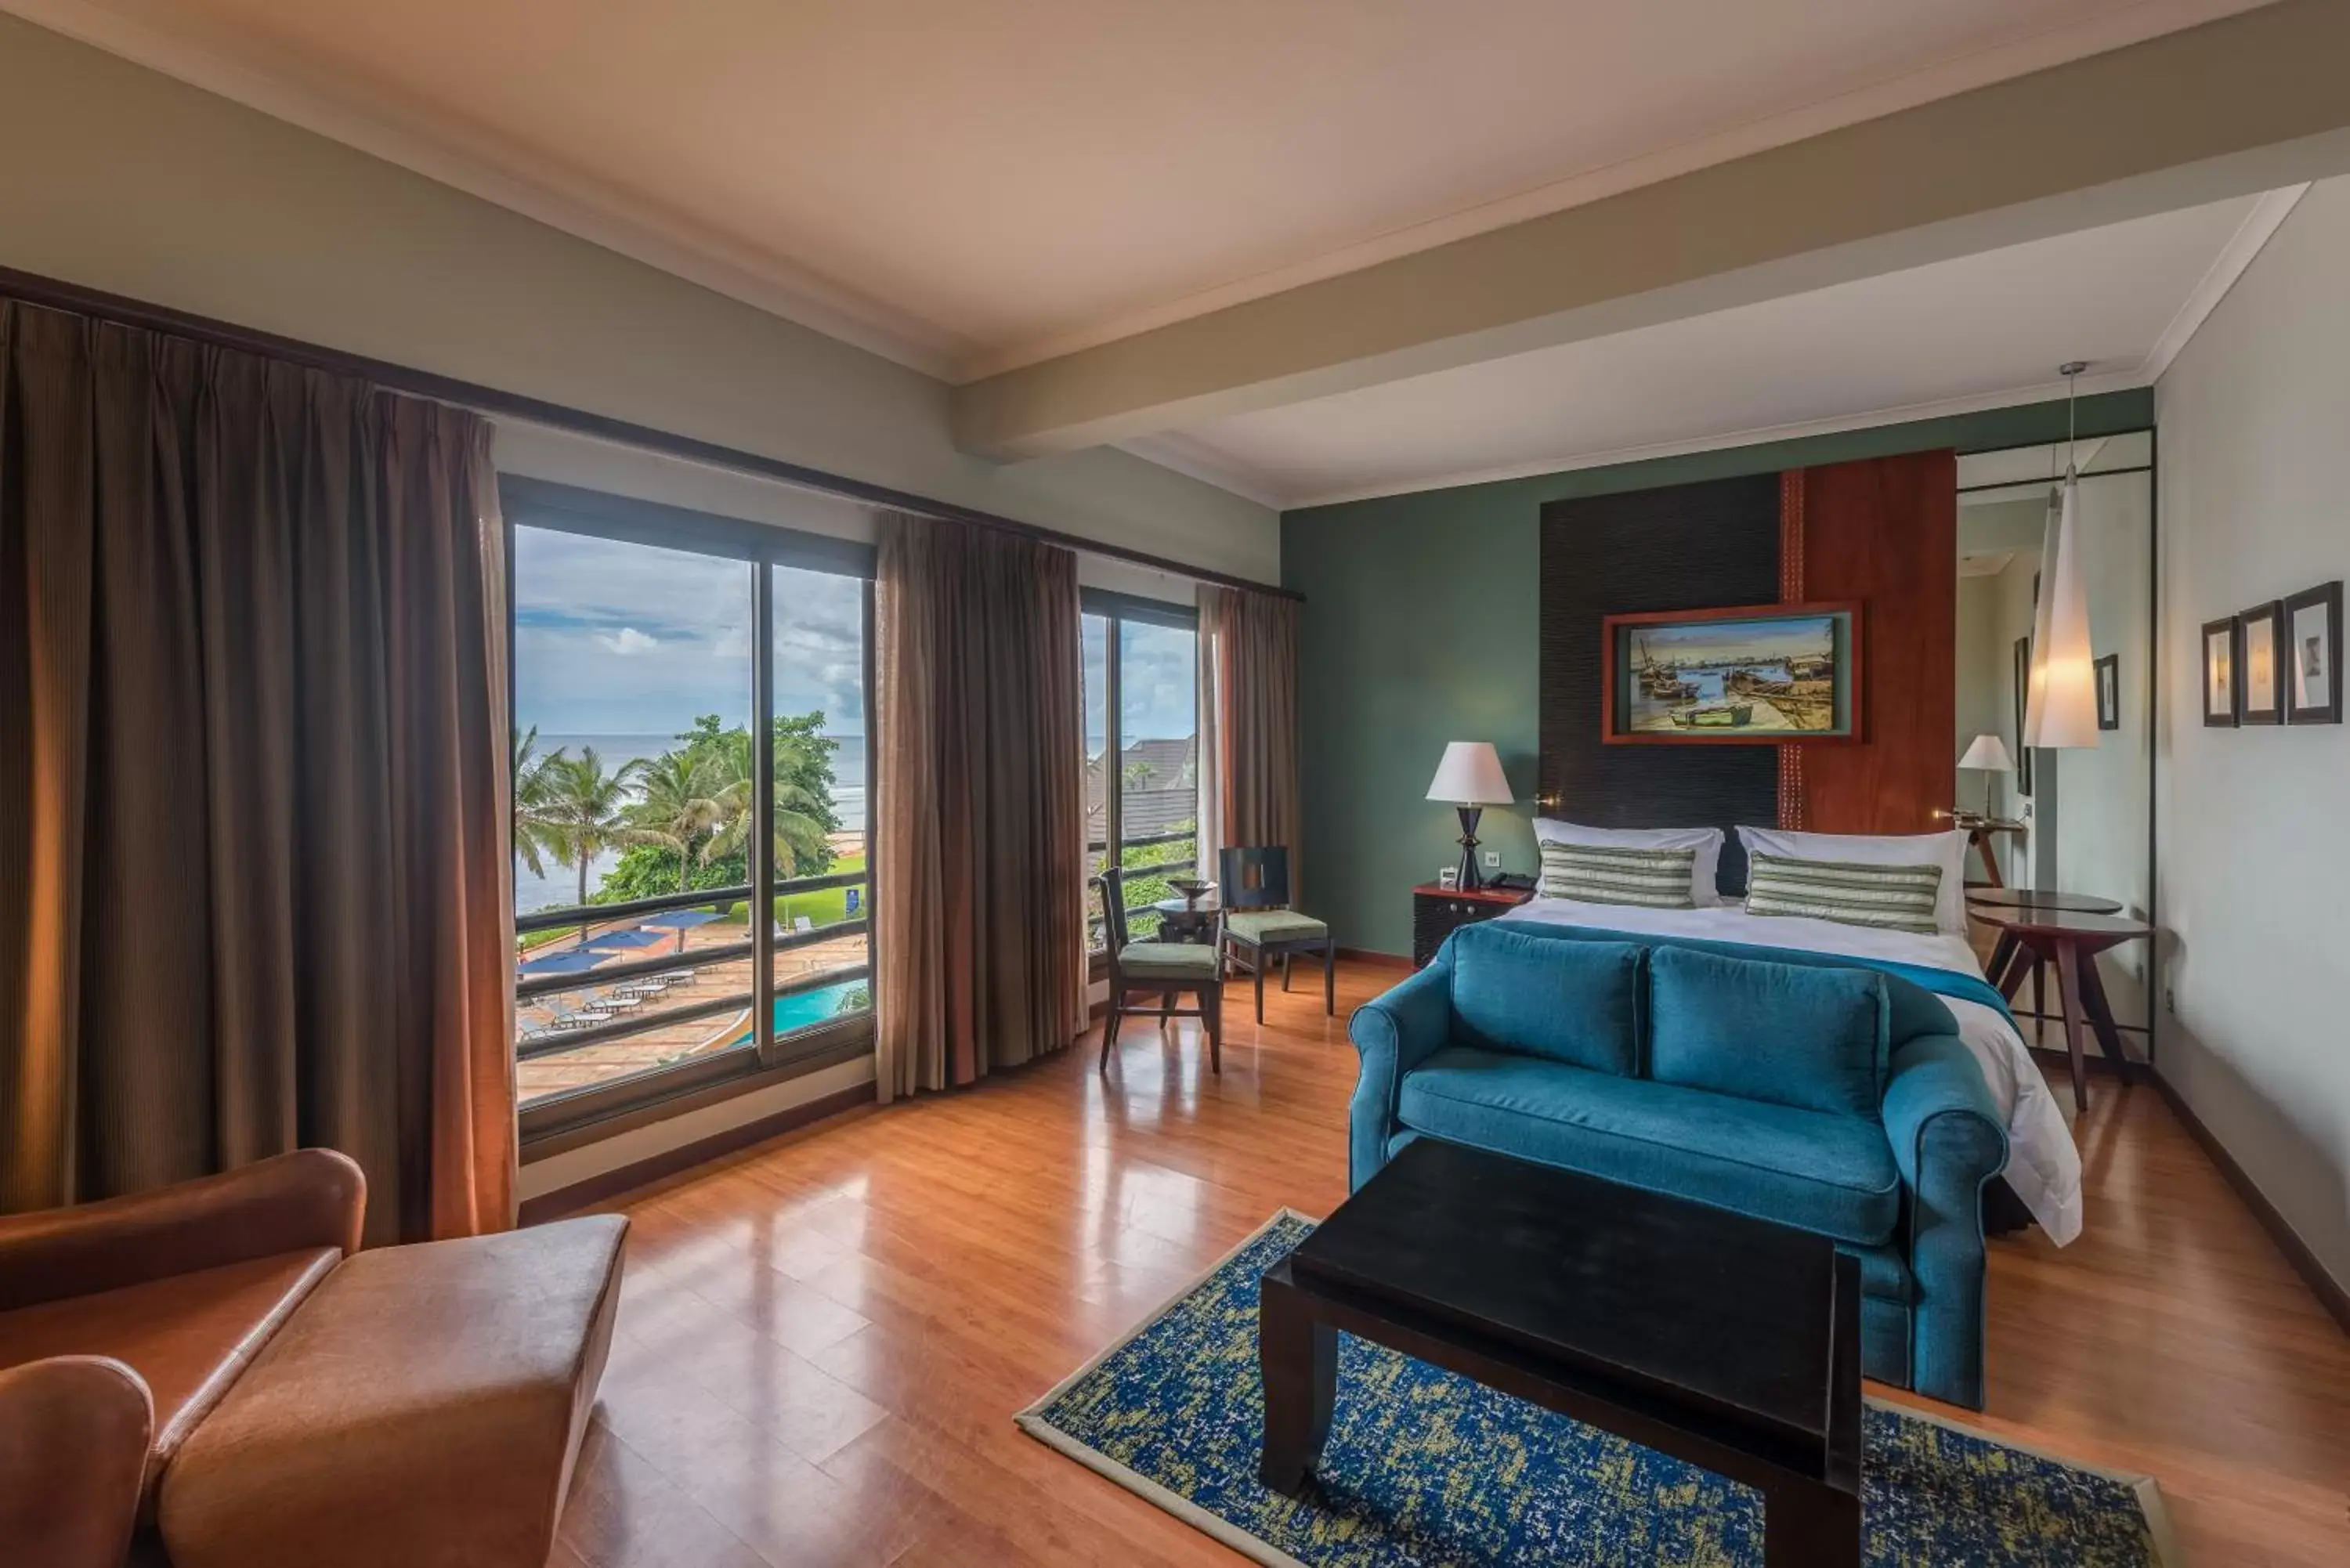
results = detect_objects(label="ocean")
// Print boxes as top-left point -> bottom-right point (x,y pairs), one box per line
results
515,732 -> 867,915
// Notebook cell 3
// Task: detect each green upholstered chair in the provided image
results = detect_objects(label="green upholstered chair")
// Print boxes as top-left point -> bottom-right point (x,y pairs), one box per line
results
1217,846 -> 1334,1023
1096,866 -> 1222,1073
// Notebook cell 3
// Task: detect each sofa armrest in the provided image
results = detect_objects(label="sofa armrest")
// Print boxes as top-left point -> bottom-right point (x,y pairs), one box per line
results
0,1356 -> 152,1568
1882,1035 -> 2008,1192
0,1148 -> 366,1312
1346,959 -> 1455,1189
1882,1034 -> 2008,1407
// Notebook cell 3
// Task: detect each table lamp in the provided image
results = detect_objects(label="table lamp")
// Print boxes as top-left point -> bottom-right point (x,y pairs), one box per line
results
1426,742 -> 1513,891
1957,732 -> 2014,818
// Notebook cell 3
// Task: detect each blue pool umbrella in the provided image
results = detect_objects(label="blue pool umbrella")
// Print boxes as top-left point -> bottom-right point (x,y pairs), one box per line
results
519,948 -> 606,976
580,929 -> 666,952
640,909 -> 721,930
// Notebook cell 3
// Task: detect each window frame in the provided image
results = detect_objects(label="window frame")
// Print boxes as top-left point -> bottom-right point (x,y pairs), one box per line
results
1081,587 -> 1202,951
502,476 -> 878,1151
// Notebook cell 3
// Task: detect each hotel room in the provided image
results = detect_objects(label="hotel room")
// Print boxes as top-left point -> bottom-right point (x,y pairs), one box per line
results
2,4 -> 2346,1566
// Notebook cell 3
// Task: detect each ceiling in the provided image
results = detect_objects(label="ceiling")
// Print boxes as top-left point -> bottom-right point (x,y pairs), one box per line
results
9,0 -> 2270,379
1135,191 -> 2295,508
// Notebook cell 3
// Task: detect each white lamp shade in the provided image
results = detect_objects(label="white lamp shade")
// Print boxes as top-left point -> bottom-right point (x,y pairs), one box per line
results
2023,475 -> 2101,750
1426,741 -> 1513,805
1958,733 -> 2014,772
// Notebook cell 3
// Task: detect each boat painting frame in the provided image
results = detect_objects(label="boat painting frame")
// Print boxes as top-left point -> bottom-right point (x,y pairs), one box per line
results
1600,600 -> 1864,746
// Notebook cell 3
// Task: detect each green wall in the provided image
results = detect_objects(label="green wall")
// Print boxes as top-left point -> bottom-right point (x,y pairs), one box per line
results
1282,390 -> 2153,956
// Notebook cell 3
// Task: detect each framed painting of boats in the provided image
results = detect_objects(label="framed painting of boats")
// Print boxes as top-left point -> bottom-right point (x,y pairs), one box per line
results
1600,602 -> 1862,744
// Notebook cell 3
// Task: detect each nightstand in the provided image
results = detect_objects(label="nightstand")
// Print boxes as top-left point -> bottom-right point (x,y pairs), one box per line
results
1411,883 -> 1534,966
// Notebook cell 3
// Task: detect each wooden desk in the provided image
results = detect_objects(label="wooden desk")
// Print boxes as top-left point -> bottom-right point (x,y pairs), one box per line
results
1969,905 -> 2152,1115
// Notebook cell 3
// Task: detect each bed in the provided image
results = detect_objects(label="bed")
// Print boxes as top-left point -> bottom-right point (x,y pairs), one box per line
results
1492,896 -> 2084,1245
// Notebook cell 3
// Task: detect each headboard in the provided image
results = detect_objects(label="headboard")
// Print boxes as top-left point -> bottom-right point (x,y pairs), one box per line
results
1538,474 -> 1781,895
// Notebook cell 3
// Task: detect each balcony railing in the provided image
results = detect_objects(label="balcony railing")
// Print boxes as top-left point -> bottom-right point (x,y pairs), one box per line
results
513,871 -> 871,1097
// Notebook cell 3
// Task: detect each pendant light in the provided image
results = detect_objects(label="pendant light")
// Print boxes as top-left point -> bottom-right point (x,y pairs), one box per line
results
2023,363 -> 2101,750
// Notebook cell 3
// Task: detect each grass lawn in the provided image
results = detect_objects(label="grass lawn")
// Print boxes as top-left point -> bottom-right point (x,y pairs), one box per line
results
775,854 -> 868,930
705,854 -> 870,933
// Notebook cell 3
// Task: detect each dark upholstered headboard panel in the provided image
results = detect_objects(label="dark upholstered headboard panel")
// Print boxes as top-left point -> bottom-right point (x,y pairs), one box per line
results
1538,475 -> 1781,895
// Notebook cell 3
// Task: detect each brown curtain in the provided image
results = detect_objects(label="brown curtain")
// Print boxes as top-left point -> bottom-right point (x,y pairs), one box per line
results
1201,584 -> 1302,884
873,512 -> 1086,1098
0,298 -> 515,1245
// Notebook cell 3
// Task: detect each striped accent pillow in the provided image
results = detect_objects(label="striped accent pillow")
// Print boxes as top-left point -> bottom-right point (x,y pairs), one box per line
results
1744,853 -> 1943,934
1537,841 -> 1697,909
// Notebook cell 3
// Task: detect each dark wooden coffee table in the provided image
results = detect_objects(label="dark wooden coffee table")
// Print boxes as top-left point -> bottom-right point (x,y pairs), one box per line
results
1260,1140 -> 1861,1567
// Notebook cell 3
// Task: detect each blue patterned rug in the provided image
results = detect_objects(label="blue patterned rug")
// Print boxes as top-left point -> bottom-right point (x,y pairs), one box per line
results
1018,1212 -> 2175,1567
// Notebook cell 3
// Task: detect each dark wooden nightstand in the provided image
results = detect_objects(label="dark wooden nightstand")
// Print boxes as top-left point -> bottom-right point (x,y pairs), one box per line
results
1412,883 -> 1534,966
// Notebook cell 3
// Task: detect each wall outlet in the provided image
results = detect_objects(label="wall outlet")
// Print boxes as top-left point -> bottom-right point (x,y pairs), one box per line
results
2164,986 -> 2178,1016
1482,851 -> 1501,869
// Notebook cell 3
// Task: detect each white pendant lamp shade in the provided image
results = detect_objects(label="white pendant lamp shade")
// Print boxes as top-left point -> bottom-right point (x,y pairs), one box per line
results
2024,474 -> 2100,750
1426,741 -> 1513,805
1958,733 -> 2014,773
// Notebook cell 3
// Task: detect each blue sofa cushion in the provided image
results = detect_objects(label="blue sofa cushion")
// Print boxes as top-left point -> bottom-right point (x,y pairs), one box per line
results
1396,1047 -> 1902,1246
1447,923 -> 1644,1075
1647,945 -> 1889,1119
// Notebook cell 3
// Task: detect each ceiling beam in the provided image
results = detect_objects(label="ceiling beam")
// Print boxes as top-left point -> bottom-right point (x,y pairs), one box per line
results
953,0 -> 2350,460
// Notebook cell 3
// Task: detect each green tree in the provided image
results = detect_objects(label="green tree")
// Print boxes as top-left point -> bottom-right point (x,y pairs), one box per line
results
511,724 -> 557,878
588,714 -> 842,905
1116,818 -> 1198,938
703,715 -> 838,880
535,747 -> 632,938
621,750 -> 724,891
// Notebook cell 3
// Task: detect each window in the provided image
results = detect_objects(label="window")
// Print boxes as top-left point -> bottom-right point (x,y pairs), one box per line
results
1082,591 -> 1199,946
506,481 -> 875,1129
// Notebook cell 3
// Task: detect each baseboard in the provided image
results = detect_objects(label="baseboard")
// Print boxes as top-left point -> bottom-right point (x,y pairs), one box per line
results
1337,947 -> 1414,972
2149,1068 -> 2350,1338
519,1081 -> 877,1225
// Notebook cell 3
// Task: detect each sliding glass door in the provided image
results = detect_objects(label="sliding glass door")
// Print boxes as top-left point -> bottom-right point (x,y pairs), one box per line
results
507,482 -> 875,1128
1082,591 -> 1200,945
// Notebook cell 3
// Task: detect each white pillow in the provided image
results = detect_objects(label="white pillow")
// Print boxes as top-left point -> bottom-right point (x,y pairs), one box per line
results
1533,819 -> 1726,907
1734,826 -> 1971,934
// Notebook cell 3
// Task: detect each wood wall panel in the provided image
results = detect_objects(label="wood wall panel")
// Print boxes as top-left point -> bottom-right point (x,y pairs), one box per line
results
1790,451 -> 1957,833
1539,475 -> 1781,893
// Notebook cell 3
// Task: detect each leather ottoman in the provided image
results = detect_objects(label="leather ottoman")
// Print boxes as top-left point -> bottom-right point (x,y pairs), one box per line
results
155,1215 -> 627,1568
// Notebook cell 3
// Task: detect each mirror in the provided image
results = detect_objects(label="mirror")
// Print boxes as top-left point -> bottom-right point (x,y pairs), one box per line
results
1954,430 -> 2155,1050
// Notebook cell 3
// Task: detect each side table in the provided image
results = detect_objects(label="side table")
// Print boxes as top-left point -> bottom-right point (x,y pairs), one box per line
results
1969,905 -> 2152,1115
1412,883 -> 1533,966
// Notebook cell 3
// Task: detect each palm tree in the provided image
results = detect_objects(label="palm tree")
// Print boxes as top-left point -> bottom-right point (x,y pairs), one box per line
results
534,748 -> 632,941
512,724 -> 557,878
622,751 -> 724,891
705,728 -> 831,880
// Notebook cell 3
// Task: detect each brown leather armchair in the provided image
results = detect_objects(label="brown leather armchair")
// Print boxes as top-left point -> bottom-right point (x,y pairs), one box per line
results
0,1149 -> 365,1565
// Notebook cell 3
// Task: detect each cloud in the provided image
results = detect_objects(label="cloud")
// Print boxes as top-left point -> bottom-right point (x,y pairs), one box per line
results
598,627 -> 662,656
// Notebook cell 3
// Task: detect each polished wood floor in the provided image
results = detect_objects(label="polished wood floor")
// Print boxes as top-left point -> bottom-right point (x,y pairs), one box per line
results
555,959 -> 2350,1568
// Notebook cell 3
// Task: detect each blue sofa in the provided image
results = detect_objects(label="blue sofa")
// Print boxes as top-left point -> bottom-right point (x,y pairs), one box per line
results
1348,919 -> 2008,1409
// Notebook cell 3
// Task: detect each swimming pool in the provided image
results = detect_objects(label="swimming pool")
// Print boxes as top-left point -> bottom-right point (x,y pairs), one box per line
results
729,981 -> 866,1046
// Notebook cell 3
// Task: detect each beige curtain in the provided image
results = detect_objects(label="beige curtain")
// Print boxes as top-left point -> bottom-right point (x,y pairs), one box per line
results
0,298 -> 515,1245
1200,584 -> 1303,886
873,512 -> 1087,1098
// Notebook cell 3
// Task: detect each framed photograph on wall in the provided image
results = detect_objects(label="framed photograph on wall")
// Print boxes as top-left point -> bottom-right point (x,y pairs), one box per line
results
2094,654 -> 2120,732
2201,616 -> 2240,727
2240,600 -> 2286,725
2283,580 -> 2342,724
1600,601 -> 1860,744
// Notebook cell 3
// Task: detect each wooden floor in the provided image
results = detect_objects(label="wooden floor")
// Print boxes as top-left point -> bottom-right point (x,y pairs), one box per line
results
554,959 -> 2350,1568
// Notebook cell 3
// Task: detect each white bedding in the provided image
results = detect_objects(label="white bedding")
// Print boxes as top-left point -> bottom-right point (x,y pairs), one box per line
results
1492,898 -> 2083,1245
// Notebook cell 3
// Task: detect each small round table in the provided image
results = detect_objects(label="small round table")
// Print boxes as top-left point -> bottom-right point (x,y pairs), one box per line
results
1149,895 -> 1221,946
1968,905 -> 2153,1115
1965,889 -> 2123,1000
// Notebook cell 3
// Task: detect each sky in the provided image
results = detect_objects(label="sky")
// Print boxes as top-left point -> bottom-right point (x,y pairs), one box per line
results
514,526 -> 1198,746
514,526 -> 864,735
1633,614 -> 1839,666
